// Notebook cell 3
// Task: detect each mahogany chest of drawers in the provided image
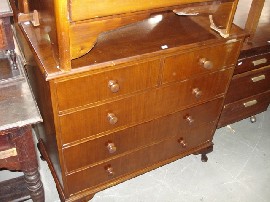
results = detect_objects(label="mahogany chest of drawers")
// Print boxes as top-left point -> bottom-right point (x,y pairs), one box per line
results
12,1 -> 245,201
218,48 -> 270,127
218,0 -> 270,127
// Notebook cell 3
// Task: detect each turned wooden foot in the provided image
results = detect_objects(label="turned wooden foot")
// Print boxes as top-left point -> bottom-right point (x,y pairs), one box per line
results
194,144 -> 213,162
24,169 -> 45,202
250,115 -> 256,123
201,154 -> 208,162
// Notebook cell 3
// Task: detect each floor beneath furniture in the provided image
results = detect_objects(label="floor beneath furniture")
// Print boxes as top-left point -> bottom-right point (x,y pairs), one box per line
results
1,106 -> 269,202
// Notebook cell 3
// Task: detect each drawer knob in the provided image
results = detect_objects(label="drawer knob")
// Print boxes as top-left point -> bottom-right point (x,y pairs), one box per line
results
107,113 -> 118,125
199,58 -> 213,69
105,165 -> 115,177
192,88 -> 202,98
178,138 -> 187,148
106,142 -> 117,154
108,80 -> 120,93
184,115 -> 194,124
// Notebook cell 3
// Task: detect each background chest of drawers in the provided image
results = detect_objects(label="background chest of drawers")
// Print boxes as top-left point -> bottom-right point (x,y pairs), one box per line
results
218,48 -> 270,127
218,0 -> 270,127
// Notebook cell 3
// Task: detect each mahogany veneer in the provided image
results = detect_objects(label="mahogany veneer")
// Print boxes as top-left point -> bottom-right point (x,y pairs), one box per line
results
13,1 -> 246,201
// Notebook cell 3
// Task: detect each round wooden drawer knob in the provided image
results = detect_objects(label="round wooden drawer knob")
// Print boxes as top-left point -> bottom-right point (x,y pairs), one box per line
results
184,115 -> 194,124
178,138 -> 187,148
105,165 -> 115,177
200,58 -> 213,69
107,113 -> 118,125
106,142 -> 117,154
192,88 -> 202,98
108,80 -> 120,93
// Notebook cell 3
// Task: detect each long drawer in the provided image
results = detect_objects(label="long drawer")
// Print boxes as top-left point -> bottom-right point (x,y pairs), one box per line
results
55,60 -> 160,111
59,69 -> 232,144
70,0 -> 212,21
225,66 -> 270,104
218,91 -> 270,128
63,98 -> 223,172
66,122 -> 214,195
234,52 -> 270,75
162,41 -> 240,84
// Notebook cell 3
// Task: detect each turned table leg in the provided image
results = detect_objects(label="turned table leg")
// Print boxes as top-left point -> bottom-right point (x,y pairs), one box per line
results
14,125 -> 45,202
9,49 -> 17,69
24,169 -> 44,201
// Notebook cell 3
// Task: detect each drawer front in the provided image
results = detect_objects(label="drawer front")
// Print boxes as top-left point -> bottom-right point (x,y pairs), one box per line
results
225,66 -> 270,104
55,60 -> 160,111
66,123 -> 214,195
59,69 -> 232,144
162,42 -> 240,84
70,0 -> 211,21
218,91 -> 270,128
63,98 -> 223,172
234,52 -> 270,75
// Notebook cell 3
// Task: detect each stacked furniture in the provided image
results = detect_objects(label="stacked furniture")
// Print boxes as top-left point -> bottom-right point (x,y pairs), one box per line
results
0,0 -> 16,67
218,0 -> 270,127
12,0 -> 246,201
0,1 -> 44,201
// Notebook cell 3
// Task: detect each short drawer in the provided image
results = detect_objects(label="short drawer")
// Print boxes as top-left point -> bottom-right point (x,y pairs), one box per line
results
66,123 -> 214,195
55,60 -> 160,111
218,91 -> 270,128
162,41 -> 240,84
225,66 -> 270,104
63,98 -> 223,172
234,52 -> 270,75
59,69 -> 232,144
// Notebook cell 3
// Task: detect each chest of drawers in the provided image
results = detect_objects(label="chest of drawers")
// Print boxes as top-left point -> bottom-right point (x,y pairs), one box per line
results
218,0 -> 270,127
13,2 -> 245,201
218,48 -> 270,127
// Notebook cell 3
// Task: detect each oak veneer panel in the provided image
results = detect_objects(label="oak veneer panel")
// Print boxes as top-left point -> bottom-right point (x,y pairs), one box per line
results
70,0 -> 213,21
163,41 -> 241,83
56,60 -> 160,111
218,90 -> 270,128
225,66 -> 270,104
59,68 -> 232,144
63,98 -> 223,172
66,122 -> 214,195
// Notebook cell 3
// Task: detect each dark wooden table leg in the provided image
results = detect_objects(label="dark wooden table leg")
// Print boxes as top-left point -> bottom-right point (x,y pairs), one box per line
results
9,49 -> 17,69
24,169 -> 44,201
14,125 -> 45,202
